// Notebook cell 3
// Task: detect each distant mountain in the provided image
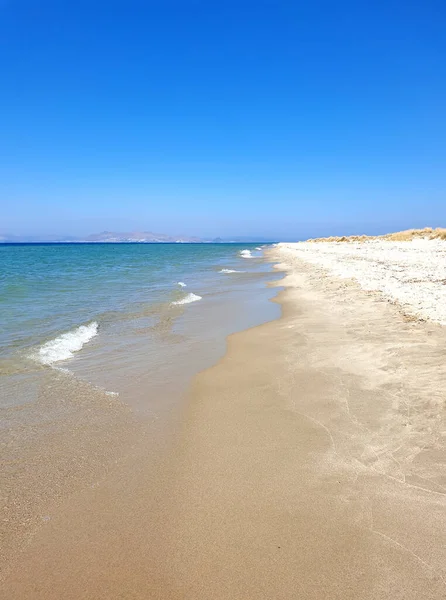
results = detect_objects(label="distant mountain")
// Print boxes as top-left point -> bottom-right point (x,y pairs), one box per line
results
211,236 -> 276,243
82,231 -> 202,243
0,231 -> 202,243
0,231 -> 276,243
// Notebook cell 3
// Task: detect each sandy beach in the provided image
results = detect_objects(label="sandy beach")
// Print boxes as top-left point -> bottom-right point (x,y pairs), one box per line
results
2,242 -> 446,599
3,0 -> 445,596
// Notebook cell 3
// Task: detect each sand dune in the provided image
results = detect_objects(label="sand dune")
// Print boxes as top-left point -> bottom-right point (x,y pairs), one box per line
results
307,226 -> 446,243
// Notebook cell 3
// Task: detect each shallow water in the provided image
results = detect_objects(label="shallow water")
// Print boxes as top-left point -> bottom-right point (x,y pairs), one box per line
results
0,243 -> 281,412
1,242 -> 284,569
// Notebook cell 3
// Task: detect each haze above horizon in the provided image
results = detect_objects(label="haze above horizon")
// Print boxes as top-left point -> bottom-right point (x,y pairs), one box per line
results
1,1 -> 445,240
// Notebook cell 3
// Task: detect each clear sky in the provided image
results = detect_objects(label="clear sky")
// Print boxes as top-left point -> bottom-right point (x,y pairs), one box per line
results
1,0 -> 445,240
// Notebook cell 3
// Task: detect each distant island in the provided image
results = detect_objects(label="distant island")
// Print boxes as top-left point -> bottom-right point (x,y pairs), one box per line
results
0,231 -> 201,243
0,231 -> 275,243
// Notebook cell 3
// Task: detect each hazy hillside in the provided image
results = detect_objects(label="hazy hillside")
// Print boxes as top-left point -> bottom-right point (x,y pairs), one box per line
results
0,231 -> 202,243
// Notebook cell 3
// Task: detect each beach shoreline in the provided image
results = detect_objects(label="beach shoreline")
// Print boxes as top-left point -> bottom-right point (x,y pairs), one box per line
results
0,244 -> 281,581
2,244 -> 446,598
155,246 -> 446,599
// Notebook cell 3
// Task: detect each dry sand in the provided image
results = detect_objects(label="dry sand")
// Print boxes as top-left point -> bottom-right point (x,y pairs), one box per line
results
1,246 -> 446,599
279,239 -> 446,324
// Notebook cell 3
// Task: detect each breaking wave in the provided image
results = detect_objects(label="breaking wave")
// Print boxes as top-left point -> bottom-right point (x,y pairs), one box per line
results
34,322 -> 99,366
239,249 -> 253,258
171,293 -> 202,305
219,269 -> 244,273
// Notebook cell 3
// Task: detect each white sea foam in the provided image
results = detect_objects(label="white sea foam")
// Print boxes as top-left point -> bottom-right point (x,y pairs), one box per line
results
172,293 -> 202,305
177,281 -> 187,287
219,269 -> 244,273
239,249 -> 253,258
35,322 -> 99,365
255,247 -> 262,251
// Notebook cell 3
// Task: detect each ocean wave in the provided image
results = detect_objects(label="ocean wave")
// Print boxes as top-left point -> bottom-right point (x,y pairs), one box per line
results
219,269 -> 244,273
255,247 -> 262,251
172,293 -> 202,305
177,281 -> 187,287
34,322 -> 99,365
239,249 -> 253,258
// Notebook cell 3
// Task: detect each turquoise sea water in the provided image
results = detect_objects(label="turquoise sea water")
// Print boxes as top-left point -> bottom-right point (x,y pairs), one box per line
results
1,242 -> 282,565
0,243 -> 280,410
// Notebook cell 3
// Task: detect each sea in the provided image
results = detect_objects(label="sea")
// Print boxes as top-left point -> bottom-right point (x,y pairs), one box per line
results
0,243 -> 281,414
1,242 -> 284,564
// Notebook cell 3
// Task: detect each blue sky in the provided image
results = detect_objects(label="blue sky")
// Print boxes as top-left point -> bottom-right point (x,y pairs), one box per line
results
1,0 -> 445,239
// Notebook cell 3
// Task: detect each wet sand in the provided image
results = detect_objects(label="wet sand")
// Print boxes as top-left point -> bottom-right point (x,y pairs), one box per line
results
2,247 -> 446,598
